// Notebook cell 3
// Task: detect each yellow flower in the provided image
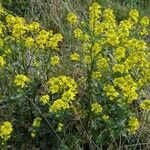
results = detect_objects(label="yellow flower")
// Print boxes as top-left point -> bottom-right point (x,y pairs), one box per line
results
135,40 -> 147,50
14,74 -> 30,88
25,37 -> 34,48
47,76 -> 77,94
119,20 -> 132,30
70,53 -> 80,61
140,16 -> 149,27
92,71 -> 102,80
112,64 -> 125,73
47,76 -> 78,113
28,22 -> 40,31
96,56 -> 109,70
31,132 -> 36,138
128,117 -> 140,134
0,121 -> 13,141
0,6 -> 7,16
129,9 -> 139,23
47,77 -> 62,94
0,56 -> 6,67
103,8 -> 115,21
83,55 -> 91,64
113,47 -> 126,61
47,33 -> 63,50
113,75 -> 138,103
50,56 -> 60,66
91,102 -> 102,114
12,23 -> 27,38
33,117 -> 42,128
89,3 -> 101,30
6,14 -> 16,26
82,34 -> 90,42
67,12 -> 78,25
36,30 -> 49,49
0,23 -> 4,33
139,100 -> 150,110
57,123 -> 64,132
107,34 -> 119,46
102,115 -> 109,121
140,28 -> 148,36
129,9 -> 139,18
40,95 -> 50,104
49,99 -> 69,112
31,117 -> 42,139
92,42 -> 101,56
74,28 -> 82,39
103,84 -> 119,100
62,90 -> 76,102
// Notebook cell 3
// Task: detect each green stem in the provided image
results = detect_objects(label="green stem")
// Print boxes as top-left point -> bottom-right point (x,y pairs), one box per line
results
84,54 -> 95,134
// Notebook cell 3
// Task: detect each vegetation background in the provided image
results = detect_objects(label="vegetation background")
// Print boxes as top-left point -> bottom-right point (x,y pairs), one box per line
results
1,0 -> 150,29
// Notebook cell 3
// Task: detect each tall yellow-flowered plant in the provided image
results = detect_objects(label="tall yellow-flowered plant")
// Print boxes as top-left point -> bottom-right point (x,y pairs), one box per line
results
66,2 -> 150,139
0,5 -> 64,146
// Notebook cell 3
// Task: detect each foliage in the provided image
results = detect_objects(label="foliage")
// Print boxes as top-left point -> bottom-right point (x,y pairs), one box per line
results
0,2 -> 150,150
1,0 -> 150,31
0,0 -> 29,16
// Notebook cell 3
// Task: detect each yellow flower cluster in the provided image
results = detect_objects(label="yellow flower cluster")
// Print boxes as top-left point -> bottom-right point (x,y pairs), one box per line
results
102,115 -> 109,121
96,56 -> 109,70
113,47 -> 126,62
57,123 -> 64,132
70,52 -> 80,62
14,74 -> 30,88
91,102 -> 102,114
74,28 -> 83,39
0,56 -> 6,67
47,33 -> 63,50
35,29 -> 50,49
40,95 -> 50,104
129,9 -> 139,23
139,100 -> 150,110
50,56 -> 60,66
31,117 -> 42,138
47,76 -> 78,112
92,71 -> 102,80
104,8 -> 116,22
140,16 -> 149,35
28,21 -> 40,31
106,28 -> 119,45
89,3 -> 101,30
67,12 -> 78,25
5,14 -> 26,38
114,75 -> 138,103
83,55 -> 91,64
0,121 -> 13,141
91,42 -> 101,56
1,10 -> 63,51
112,64 -> 126,74
128,117 -> 140,134
103,84 -> 119,100
25,37 -> 34,48
140,16 -> 149,26
33,117 -> 42,128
